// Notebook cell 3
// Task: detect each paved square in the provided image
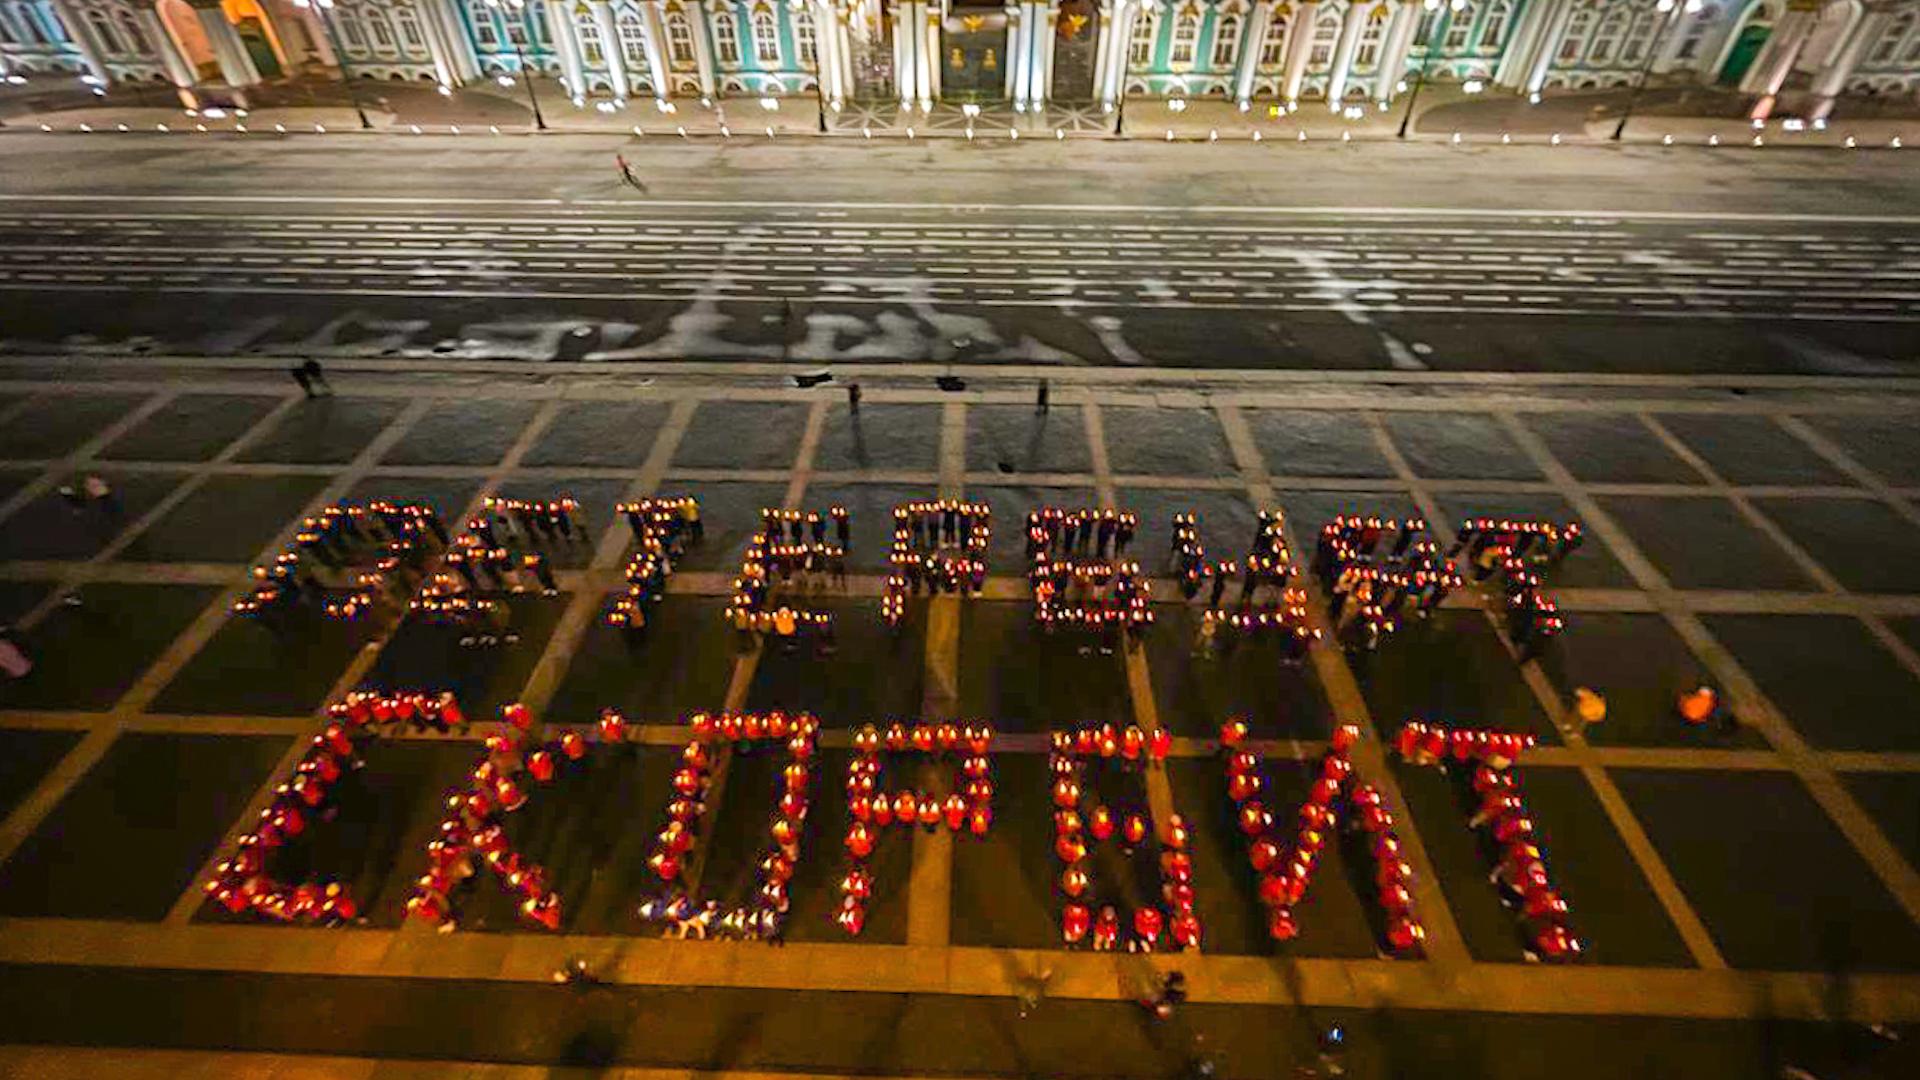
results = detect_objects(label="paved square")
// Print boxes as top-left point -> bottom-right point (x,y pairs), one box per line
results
1541,613 -> 1768,748
0,583 -> 217,710
99,394 -> 283,463
519,401 -> 669,467
1615,768 -> 1920,972
0,727 -> 82,820
234,398 -> 406,465
149,611 -> 363,717
1244,409 -> 1393,478
1379,412 -> 1542,481
1103,406 -> 1233,477
1799,412 -> 1920,485
0,393 -> 146,459
1702,615 -> 1920,751
965,405 -> 1091,475
1752,496 -> 1920,594
1658,413 -> 1855,487
1598,495 -> 1816,591
0,470 -> 183,561
675,401 -> 808,470
1523,413 -> 1706,485
118,474 -> 333,564
0,732 -> 290,919
380,399 -> 542,467
814,402 -> 941,473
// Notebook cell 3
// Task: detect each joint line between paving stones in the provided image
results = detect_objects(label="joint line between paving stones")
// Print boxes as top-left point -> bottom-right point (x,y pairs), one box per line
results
1379,411 -> 1729,971
1486,410 -> 1920,931
0,388 -> 178,533
1215,401 -> 1472,969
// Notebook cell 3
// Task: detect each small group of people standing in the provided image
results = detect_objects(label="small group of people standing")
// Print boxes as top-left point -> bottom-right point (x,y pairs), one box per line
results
236,501 -> 445,624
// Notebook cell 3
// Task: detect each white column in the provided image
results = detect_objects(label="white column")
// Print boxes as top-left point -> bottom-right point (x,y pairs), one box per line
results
1280,0 -> 1317,103
53,0 -> 114,83
921,1 -> 938,100
590,1 -> 629,98
137,4 -> 199,88
1033,0 -> 1056,106
300,7 -> 337,66
192,1 -> 263,87
1809,3 -> 1889,114
1233,1 -> 1271,105
1492,0 -> 1551,87
1325,0 -> 1370,107
639,0 -> 671,97
424,0 -> 481,82
547,0 -> 587,95
1372,0 -> 1416,100
1006,2 -> 1028,101
412,0 -> 466,86
687,2 -> 718,95
892,1 -> 914,103
1522,0 -> 1574,95
1740,5 -> 1817,102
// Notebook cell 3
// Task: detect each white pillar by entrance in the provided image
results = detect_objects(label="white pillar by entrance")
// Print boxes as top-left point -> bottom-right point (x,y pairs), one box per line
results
1280,0 -> 1319,103
1233,0 -> 1272,105
1808,1 -> 1890,116
687,2 -> 718,96
1372,0 -> 1417,101
589,0 -> 629,99
1493,0 -> 1551,88
1522,0 -> 1575,95
892,1 -> 917,105
412,0 -> 467,86
1741,2 -> 1819,114
1006,2 -> 1029,103
53,0 -> 115,83
921,1 -> 939,101
638,1 -> 671,98
190,0 -> 263,87
547,0 -> 588,96
137,2 -> 200,90
422,0 -> 481,83
1325,0 -> 1371,107
1033,0 -> 1057,107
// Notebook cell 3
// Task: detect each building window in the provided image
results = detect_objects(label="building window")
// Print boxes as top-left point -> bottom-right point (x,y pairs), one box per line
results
667,10 -> 694,64
339,13 -> 367,49
1588,9 -> 1625,64
1357,10 -> 1384,67
1414,10 -> 1437,47
577,11 -> 605,64
527,2 -> 547,46
1478,0 -> 1509,49
1210,14 -> 1240,68
714,12 -> 739,64
1444,4 -> 1474,51
1309,10 -> 1338,66
618,10 -> 647,65
1129,11 -> 1154,65
395,7 -> 427,53
85,9 -> 125,54
369,12 -> 396,50
469,1 -> 500,47
1170,11 -> 1198,65
1260,14 -> 1288,66
751,9 -> 778,65
795,8 -> 815,66
119,11 -> 150,54
1557,8 -> 1592,62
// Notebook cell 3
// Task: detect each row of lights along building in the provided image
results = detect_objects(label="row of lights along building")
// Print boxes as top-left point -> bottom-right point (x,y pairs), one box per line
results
2,0 -> 1916,121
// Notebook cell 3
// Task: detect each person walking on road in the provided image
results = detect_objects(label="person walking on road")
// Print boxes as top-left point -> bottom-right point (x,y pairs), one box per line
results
616,153 -> 648,194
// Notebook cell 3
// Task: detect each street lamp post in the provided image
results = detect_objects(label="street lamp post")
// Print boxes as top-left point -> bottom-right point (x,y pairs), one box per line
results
1611,0 -> 1690,142
497,0 -> 549,130
302,0 -> 375,130
1116,1 -> 1139,136
1396,0 -> 1446,140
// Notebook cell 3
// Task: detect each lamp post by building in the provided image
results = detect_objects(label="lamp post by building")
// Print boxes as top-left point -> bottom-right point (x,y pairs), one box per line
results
494,0 -> 549,130
1395,0 -> 1448,139
298,0 -> 375,129
1611,0 -> 1693,141
1116,1 -> 1140,136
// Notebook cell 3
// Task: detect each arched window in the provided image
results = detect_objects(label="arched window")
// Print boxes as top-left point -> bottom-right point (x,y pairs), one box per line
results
1621,10 -> 1657,62
617,10 -> 647,65
1872,11 -> 1914,63
119,10 -> 149,53
1129,10 -> 1155,65
20,4 -> 51,45
525,1 -> 547,46
85,9 -> 125,54
1259,13 -> 1288,66
794,7 -> 815,66
1170,10 -> 1199,64
1557,7 -> 1592,62
468,1 -> 500,46
1308,10 -> 1339,66
666,10 -> 694,64
1444,3 -> 1475,51
338,12 -> 367,49
1210,13 -> 1241,67
395,6 -> 427,53
576,9 -> 605,64
1414,9 -> 1437,46
751,8 -> 778,65
1477,0 -> 1509,49
1356,8 -> 1385,67
714,12 -> 739,64
1588,8 -> 1627,64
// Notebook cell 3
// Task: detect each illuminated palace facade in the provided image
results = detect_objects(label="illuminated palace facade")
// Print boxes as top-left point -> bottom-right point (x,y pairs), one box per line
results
3,0 -> 1917,119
